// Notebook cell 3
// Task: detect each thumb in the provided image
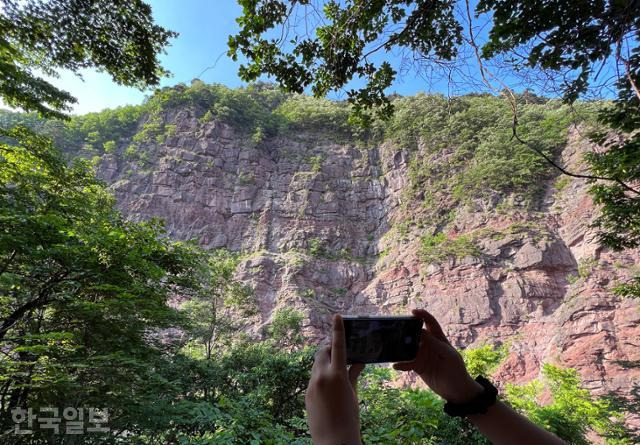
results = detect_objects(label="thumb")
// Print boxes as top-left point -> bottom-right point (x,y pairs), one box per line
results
393,361 -> 415,372
348,363 -> 365,390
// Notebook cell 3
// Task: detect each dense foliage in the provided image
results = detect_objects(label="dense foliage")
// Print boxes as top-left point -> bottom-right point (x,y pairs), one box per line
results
0,0 -> 175,119
357,354 -> 632,445
505,365 -> 630,445
586,79 -> 640,260
0,82 -> 289,156
0,83 -> 591,168
0,122 -> 312,444
378,93 -> 600,236
0,124 -> 191,440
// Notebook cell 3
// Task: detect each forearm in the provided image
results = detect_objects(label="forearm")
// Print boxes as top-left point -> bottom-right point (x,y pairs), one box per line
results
311,429 -> 362,445
468,400 -> 565,445
313,438 -> 361,445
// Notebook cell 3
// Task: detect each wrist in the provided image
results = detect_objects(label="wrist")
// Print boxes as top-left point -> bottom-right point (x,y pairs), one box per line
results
315,436 -> 361,445
313,428 -> 361,445
443,376 -> 499,418
445,377 -> 484,404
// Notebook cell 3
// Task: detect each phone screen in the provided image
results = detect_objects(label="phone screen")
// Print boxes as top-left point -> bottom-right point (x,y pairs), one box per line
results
344,316 -> 423,364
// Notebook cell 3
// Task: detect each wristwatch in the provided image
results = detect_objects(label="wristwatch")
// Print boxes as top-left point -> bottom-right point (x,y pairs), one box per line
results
443,376 -> 498,417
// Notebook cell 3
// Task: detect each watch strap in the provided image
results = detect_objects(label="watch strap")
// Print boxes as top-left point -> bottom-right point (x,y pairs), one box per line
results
443,375 -> 498,417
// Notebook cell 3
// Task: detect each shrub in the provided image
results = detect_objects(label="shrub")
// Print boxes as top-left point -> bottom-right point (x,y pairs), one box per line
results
555,176 -> 571,192
505,365 -> 631,444
103,140 -> 116,153
124,144 -> 137,160
419,232 -> 481,265
263,308 -> 305,348
308,238 -> 325,257
275,95 -> 353,137
300,289 -> 315,299
462,344 -> 508,377
308,155 -> 324,173
392,95 -> 601,228
237,171 -> 255,186
251,125 -> 265,145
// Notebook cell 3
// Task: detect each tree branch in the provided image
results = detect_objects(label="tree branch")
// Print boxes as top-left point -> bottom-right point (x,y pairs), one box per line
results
0,271 -> 69,342
0,295 -> 50,342
0,250 -> 16,277
615,36 -> 640,102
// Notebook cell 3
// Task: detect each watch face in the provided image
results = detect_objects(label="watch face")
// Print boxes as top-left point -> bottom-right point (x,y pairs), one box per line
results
344,317 -> 422,364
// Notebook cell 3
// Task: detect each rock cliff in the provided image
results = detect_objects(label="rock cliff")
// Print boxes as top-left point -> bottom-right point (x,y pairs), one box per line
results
95,102 -> 639,411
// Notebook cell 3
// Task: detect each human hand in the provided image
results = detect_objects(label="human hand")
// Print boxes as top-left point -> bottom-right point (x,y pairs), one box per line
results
393,309 -> 483,404
305,314 -> 365,445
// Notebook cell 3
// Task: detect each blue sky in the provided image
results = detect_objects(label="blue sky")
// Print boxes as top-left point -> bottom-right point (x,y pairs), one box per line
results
15,1 -> 616,115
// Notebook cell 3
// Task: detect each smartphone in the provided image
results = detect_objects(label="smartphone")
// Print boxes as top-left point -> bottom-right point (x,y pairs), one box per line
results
343,315 -> 423,364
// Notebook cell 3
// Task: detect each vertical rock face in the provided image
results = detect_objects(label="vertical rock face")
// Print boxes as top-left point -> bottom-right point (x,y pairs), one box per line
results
97,108 -> 639,404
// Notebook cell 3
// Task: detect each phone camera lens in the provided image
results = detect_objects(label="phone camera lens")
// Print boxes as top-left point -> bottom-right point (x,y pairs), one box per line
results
404,336 -> 413,344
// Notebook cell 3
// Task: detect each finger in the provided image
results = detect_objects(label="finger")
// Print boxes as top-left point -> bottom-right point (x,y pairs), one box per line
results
312,345 -> 331,373
393,361 -> 416,372
412,309 -> 450,344
348,363 -> 365,389
418,329 -> 430,348
330,314 -> 347,370
394,330 -> 430,373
